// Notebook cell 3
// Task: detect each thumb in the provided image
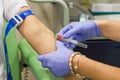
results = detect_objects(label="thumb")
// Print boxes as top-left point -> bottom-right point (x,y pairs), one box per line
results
38,55 -> 48,68
38,55 -> 45,62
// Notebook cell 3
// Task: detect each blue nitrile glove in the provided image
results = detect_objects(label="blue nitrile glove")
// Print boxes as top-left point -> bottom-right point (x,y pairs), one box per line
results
59,20 -> 102,48
38,40 -> 74,77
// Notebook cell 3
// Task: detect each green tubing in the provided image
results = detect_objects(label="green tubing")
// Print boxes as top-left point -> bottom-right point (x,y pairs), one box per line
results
18,39 -> 64,80
5,28 -> 21,80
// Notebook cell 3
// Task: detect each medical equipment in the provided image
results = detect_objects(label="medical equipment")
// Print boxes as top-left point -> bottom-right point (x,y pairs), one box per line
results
89,3 -> 120,14
56,34 -> 88,49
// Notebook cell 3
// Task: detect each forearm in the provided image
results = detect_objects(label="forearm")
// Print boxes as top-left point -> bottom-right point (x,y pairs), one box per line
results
73,54 -> 120,80
18,7 -> 56,54
18,7 -> 77,80
95,20 -> 120,42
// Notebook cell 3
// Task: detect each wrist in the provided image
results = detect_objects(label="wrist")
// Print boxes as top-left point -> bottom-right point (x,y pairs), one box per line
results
90,20 -> 102,36
94,20 -> 108,30
69,52 -> 86,79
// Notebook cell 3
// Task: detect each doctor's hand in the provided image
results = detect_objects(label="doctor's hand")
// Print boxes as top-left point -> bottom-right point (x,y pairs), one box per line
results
59,20 -> 102,48
38,40 -> 74,77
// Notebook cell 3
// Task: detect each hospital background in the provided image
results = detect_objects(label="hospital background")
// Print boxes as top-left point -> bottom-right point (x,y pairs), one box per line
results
4,0 -> 120,80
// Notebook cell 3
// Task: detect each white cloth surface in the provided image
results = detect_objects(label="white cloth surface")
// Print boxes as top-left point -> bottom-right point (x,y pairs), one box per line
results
0,0 -> 28,79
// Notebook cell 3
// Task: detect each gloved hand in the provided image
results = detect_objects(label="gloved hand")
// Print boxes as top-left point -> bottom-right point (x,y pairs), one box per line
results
38,40 -> 74,77
59,20 -> 102,48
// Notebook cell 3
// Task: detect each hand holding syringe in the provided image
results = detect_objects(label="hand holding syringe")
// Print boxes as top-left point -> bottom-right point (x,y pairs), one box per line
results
55,33 -> 88,49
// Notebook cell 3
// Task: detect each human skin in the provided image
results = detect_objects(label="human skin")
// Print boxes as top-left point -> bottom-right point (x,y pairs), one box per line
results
71,20 -> 120,80
18,6 -> 78,80
72,54 -> 120,80
18,7 -> 56,54
95,20 -> 120,42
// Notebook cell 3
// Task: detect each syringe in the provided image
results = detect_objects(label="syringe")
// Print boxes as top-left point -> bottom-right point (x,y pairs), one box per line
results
55,33 -> 88,49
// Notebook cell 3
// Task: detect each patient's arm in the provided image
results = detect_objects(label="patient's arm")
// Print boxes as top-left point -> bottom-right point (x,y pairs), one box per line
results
19,7 -> 78,80
18,7 -> 56,54
19,15 -> 56,54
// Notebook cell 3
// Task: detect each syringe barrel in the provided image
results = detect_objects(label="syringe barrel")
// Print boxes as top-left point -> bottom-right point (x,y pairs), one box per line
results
63,38 -> 88,48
